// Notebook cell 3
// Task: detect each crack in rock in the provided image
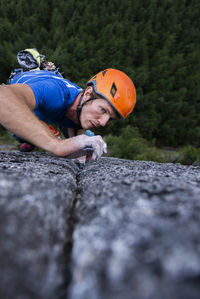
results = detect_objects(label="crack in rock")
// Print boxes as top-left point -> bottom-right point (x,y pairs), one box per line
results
0,153 -> 200,299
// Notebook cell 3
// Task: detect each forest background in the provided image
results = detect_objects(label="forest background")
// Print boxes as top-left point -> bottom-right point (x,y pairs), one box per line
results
0,0 -> 199,164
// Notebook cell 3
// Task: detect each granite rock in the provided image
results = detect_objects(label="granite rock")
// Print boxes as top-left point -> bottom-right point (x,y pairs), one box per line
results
0,153 -> 200,299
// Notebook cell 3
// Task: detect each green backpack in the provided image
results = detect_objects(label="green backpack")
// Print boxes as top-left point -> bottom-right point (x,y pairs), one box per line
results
17,48 -> 46,70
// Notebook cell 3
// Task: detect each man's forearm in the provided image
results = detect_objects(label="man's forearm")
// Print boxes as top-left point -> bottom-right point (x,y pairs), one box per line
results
0,84 -> 56,150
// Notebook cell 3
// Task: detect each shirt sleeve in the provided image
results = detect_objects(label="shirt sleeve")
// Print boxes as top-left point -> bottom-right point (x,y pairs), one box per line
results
28,79 -> 66,113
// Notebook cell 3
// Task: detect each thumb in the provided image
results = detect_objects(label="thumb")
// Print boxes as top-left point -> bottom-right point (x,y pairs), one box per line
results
103,141 -> 107,154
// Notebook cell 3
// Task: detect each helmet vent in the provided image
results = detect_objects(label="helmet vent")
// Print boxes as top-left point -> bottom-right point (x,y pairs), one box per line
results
110,83 -> 117,98
102,70 -> 107,77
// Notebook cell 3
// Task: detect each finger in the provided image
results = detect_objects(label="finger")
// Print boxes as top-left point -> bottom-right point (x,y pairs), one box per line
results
92,151 -> 98,161
103,142 -> 107,153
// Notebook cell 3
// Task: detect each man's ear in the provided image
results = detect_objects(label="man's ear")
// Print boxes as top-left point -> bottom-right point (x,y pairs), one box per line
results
83,86 -> 93,101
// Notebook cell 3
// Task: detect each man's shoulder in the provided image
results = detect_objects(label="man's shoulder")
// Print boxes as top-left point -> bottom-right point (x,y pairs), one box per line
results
11,70 -> 51,84
12,70 -> 82,91
12,70 -> 60,82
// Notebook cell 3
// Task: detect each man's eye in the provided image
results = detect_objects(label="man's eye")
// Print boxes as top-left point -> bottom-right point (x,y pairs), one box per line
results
101,107 -> 106,113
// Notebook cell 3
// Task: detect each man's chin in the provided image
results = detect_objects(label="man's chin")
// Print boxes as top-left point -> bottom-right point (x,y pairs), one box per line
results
80,119 -> 93,130
81,123 -> 89,130
83,123 -> 92,130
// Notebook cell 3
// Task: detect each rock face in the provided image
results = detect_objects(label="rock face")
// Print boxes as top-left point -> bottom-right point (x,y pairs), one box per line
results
0,152 -> 200,299
0,152 -> 79,299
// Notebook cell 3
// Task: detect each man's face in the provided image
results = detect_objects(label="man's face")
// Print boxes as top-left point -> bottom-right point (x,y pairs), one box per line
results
80,98 -> 118,130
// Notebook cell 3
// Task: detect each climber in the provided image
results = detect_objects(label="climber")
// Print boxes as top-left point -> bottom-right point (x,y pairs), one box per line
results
0,68 -> 136,161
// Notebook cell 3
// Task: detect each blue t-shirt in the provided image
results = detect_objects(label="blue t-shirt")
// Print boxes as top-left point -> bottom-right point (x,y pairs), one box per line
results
11,70 -> 82,129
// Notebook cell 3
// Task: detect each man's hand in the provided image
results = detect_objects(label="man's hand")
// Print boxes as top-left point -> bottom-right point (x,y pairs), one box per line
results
77,135 -> 107,161
89,135 -> 107,161
54,135 -> 107,161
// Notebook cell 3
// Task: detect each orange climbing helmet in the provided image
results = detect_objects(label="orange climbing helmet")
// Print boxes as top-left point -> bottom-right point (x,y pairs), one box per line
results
87,68 -> 136,119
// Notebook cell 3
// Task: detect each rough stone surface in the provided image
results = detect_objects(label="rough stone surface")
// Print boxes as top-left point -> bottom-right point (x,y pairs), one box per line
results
0,152 -> 200,299
68,158 -> 200,299
0,151 -> 79,299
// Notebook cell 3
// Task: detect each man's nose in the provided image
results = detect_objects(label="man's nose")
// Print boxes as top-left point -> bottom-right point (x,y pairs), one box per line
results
99,115 -> 110,127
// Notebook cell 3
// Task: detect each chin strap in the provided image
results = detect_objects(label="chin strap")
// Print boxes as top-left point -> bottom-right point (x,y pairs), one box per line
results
77,91 -> 85,126
76,90 -> 97,126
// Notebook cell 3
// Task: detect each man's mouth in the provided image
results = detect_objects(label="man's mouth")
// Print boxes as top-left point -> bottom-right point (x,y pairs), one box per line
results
90,122 -> 96,129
